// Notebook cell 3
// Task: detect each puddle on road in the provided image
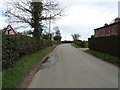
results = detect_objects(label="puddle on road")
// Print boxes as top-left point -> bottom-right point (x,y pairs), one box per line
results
40,53 -> 58,69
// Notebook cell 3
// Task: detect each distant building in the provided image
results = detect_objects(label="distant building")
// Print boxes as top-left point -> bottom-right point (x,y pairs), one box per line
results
94,18 -> 120,37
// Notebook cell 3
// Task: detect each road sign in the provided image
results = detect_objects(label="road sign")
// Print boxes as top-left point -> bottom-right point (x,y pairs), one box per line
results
4,25 -> 17,36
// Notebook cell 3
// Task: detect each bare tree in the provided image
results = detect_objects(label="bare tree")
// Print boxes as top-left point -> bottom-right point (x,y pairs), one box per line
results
4,0 -> 64,40
42,0 -> 64,20
71,33 -> 80,41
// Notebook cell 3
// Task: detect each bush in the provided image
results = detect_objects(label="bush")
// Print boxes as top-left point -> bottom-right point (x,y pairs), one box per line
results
2,35 -> 20,69
74,40 -> 85,48
53,36 -> 61,41
2,35 -> 53,70
76,42 -> 85,47
88,35 -> 120,57
61,41 -> 73,43
41,39 -> 53,47
53,40 -> 61,45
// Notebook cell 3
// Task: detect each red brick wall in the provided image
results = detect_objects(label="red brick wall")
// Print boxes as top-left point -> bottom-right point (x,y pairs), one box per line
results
94,23 -> 120,37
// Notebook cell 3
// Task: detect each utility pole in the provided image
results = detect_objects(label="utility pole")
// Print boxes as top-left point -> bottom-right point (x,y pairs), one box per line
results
49,14 -> 51,40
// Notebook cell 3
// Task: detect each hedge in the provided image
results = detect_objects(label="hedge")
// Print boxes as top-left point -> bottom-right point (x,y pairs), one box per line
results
41,39 -> 53,47
2,35 -> 53,70
76,42 -> 85,47
61,41 -> 73,43
74,40 -> 85,47
88,35 -> 120,57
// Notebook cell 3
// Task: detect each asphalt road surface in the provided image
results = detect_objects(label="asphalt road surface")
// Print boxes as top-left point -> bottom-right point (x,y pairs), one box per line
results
28,44 -> 118,88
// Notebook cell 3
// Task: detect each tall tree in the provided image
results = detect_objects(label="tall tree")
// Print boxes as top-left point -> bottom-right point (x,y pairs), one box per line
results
4,0 -> 64,40
31,1 -> 43,40
53,26 -> 61,36
53,26 -> 62,41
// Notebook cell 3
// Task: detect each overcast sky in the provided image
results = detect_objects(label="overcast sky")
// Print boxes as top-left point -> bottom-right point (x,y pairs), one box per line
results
55,0 -> 119,41
0,0 -> 119,41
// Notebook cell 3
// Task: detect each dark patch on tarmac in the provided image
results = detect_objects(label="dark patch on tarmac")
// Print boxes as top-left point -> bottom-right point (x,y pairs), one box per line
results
40,53 -> 58,69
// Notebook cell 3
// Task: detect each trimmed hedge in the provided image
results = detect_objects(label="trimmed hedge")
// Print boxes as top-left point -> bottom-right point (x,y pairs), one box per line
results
74,40 -> 85,48
2,35 -> 52,70
41,39 -> 53,47
76,42 -> 85,47
88,35 -> 120,57
62,41 -> 73,43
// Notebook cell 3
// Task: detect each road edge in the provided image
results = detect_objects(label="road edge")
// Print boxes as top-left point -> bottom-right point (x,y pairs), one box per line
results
17,46 -> 58,88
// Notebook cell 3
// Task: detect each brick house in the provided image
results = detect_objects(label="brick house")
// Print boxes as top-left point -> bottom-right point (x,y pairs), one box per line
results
94,18 -> 120,37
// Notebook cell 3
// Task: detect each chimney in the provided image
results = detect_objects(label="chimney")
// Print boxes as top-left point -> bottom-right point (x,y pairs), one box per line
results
114,17 -> 120,23
104,23 -> 108,26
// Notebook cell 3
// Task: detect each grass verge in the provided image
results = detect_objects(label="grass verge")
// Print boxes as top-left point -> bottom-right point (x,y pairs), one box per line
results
71,43 -> 86,48
71,43 -> 81,48
2,46 -> 56,88
0,72 -> 2,89
85,49 -> 119,65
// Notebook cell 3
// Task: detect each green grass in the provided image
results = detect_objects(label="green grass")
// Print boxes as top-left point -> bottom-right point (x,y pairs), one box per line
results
2,46 -> 56,88
71,43 -> 81,48
0,72 -> 2,89
85,49 -> 119,62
